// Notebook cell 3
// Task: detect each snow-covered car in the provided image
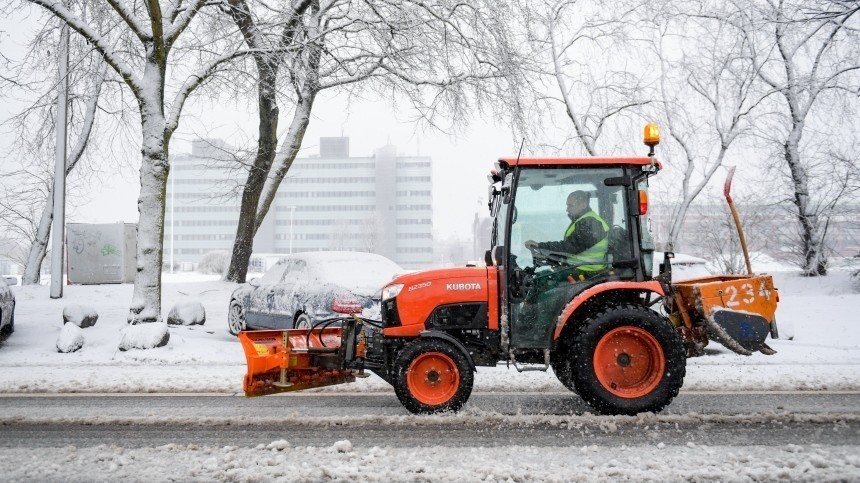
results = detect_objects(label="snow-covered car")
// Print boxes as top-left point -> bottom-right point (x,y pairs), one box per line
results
0,275 -> 15,338
227,251 -> 404,335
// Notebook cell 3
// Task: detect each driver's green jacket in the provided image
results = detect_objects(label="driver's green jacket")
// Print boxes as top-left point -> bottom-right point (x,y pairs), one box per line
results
562,210 -> 609,271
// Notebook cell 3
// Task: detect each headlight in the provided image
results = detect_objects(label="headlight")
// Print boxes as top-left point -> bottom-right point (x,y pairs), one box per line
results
382,283 -> 403,301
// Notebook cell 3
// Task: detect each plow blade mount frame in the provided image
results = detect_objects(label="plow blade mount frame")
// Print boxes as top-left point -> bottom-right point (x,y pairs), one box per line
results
238,318 -> 366,397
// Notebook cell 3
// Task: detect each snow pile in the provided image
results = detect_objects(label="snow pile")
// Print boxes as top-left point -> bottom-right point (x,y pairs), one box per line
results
167,301 -> 206,326
118,322 -> 170,351
63,304 -> 99,328
332,440 -> 353,453
265,440 -> 290,451
56,323 -> 84,353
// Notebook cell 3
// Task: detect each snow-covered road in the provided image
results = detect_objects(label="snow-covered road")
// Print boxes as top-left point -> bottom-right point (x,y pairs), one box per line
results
1,393 -> 858,481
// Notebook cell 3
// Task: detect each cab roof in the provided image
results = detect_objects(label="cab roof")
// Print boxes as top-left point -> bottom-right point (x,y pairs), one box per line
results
498,157 -> 662,169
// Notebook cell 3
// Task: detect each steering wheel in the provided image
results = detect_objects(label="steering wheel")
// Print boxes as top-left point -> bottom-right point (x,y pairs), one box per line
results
527,245 -> 562,268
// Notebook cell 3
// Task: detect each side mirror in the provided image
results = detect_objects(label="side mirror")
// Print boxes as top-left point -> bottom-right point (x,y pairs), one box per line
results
248,277 -> 260,287
484,249 -> 493,267
492,245 -> 505,267
501,172 -> 514,203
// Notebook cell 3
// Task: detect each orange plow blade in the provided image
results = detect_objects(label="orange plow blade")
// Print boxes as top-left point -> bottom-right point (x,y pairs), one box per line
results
238,325 -> 365,397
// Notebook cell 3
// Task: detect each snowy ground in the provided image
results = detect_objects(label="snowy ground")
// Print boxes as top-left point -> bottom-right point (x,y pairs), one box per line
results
0,270 -> 858,394
4,441 -> 858,482
1,268 -> 859,481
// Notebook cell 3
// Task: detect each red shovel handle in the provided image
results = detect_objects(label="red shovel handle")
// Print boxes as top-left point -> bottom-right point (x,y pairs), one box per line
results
724,166 -> 736,204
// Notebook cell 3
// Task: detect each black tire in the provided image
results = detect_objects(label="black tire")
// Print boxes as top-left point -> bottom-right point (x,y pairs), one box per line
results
0,304 -> 12,338
568,303 -> 685,415
227,299 -> 246,335
550,346 -> 577,393
294,313 -> 312,329
393,338 -> 474,414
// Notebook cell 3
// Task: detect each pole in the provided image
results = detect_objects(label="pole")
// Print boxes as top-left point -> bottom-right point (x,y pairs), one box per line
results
723,166 -> 752,275
289,206 -> 295,254
50,25 -> 69,299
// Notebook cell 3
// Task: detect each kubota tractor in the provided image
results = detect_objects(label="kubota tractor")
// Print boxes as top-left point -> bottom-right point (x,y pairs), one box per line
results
239,124 -> 780,415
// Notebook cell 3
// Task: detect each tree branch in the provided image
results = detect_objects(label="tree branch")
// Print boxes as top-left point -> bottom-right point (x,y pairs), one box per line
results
105,0 -> 153,42
26,0 -> 142,93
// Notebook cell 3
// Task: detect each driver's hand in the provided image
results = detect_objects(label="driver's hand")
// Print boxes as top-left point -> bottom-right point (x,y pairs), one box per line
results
525,240 -> 538,250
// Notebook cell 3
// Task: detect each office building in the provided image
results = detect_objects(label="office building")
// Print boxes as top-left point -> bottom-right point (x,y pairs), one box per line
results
165,137 -> 433,270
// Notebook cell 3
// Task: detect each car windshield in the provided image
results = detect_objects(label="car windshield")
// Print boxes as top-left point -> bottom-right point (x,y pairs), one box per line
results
260,261 -> 288,284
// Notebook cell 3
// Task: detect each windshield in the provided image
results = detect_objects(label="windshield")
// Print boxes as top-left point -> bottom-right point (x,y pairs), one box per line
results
509,167 -> 627,267
260,260 -> 288,284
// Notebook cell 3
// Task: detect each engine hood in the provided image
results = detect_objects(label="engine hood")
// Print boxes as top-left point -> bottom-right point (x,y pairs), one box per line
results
389,266 -> 488,288
384,266 -> 491,332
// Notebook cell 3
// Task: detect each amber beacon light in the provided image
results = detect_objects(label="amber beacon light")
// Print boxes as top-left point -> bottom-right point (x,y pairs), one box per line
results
643,123 -> 660,147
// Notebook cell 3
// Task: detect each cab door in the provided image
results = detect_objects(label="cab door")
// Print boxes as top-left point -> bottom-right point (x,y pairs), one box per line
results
505,166 -> 632,349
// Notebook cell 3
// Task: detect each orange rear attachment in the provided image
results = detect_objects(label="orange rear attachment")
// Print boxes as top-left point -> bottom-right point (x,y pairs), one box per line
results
238,325 -> 366,397
594,326 -> 665,398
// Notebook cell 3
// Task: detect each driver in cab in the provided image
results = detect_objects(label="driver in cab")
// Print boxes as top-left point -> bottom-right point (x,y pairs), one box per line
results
524,190 -> 609,279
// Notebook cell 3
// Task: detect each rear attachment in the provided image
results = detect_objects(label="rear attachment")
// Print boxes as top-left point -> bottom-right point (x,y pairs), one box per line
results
239,316 -> 367,396
669,274 -> 778,356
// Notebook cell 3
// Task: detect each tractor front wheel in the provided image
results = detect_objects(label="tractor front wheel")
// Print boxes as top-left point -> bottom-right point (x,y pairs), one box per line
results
569,304 -> 685,415
393,338 -> 474,414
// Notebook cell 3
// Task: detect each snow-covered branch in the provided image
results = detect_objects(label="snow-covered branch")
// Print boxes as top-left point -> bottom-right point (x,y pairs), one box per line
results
165,48 -> 258,136
105,0 -> 152,42
164,0 -> 207,47
26,0 -> 142,93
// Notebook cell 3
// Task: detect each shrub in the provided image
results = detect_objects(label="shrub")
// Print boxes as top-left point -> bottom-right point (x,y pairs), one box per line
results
198,250 -> 230,275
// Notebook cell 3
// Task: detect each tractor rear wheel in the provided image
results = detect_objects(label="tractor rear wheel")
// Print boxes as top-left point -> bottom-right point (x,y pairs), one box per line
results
393,338 -> 474,414
550,347 -> 577,393
569,304 -> 685,415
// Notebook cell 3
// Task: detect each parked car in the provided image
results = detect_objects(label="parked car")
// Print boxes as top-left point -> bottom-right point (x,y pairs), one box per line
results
2,275 -> 19,286
228,251 -> 404,335
0,275 -> 15,338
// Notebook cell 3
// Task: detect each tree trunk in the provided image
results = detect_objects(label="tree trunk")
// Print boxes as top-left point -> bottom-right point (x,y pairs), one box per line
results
128,114 -> 169,323
784,131 -> 825,276
255,94 -> 316,232
225,70 -> 280,283
21,195 -> 53,285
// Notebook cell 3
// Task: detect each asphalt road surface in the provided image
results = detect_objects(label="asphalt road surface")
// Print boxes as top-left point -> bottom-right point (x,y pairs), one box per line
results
1,392 -> 858,449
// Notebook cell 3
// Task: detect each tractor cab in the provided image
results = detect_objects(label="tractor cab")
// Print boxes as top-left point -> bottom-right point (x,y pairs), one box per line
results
486,156 -> 660,358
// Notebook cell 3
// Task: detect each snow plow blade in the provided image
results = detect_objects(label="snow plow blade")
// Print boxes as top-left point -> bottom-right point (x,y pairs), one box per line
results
238,320 -> 366,397
670,274 -> 778,356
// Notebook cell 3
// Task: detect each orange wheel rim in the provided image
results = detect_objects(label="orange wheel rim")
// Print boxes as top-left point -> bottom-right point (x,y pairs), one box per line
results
593,326 -> 665,399
407,352 -> 460,406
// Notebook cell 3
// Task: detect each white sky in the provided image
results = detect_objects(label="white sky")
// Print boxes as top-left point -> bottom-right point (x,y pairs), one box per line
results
82,91 -> 522,241
0,4 -> 780,245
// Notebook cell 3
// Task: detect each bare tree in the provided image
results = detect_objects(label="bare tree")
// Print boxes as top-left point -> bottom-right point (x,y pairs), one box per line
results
693,196 -> 773,275
223,0 -> 528,282
651,9 -> 768,252
732,0 -> 860,275
531,0 -> 650,156
24,0 -> 246,326
0,22 -> 112,284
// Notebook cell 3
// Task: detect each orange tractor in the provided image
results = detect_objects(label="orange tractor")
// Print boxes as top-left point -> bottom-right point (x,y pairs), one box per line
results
239,125 -> 780,415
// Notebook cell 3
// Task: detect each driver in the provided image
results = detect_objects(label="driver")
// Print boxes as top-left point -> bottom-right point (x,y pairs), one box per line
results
525,190 -> 609,277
